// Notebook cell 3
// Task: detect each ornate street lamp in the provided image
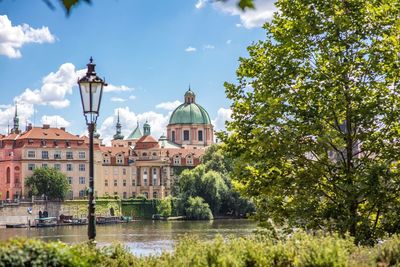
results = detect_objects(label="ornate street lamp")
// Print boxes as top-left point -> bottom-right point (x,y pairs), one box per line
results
77,57 -> 107,241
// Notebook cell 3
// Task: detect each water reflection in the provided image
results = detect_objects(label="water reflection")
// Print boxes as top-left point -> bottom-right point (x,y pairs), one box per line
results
0,219 -> 257,256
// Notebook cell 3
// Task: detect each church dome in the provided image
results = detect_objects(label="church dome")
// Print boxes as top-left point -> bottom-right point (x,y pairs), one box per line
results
169,88 -> 211,125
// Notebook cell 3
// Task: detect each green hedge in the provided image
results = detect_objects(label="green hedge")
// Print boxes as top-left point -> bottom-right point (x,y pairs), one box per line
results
1,233 -> 400,266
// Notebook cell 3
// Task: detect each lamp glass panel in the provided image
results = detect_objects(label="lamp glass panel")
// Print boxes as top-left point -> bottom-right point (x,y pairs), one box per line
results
79,82 -> 91,113
90,82 -> 103,113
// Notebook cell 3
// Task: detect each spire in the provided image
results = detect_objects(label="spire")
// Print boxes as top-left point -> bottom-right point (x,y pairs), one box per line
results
11,103 -> 19,134
113,109 -> 124,140
127,121 -> 142,140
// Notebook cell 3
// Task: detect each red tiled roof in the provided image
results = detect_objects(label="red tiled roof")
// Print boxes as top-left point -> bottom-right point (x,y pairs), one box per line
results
100,146 -> 130,156
135,135 -> 159,149
15,127 -> 82,141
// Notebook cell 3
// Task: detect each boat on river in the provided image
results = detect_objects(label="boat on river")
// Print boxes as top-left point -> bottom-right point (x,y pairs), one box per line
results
96,216 -> 124,224
35,217 -> 58,228
5,223 -> 28,228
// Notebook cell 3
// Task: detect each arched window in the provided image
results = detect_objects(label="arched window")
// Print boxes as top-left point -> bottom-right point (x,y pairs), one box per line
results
198,130 -> 203,141
172,131 -> 175,142
183,130 -> 190,141
6,167 -> 10,184
14,166 -> 20,184
173,155 -> 181,165
186,155 -> 193,165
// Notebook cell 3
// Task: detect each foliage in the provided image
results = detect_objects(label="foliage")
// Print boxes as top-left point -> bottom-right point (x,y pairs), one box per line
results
25,167 -> 70,201
185,196 -> 213,220
4,233 -> 400,266
157,196 -> 172,217
220,0 -> 400,244
175,144 -> 254,217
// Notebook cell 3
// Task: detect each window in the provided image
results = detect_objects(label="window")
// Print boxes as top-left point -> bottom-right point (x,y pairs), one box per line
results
117,157 -> 123,164
152,168 -> 157,186
123,192 -> 127,199
131,192 -> 136,198
105,179 -> 108,187
66,164 -> 73,171
132,179 -> 136,186
42,151 -> 49,159
54,151 -> 61,159
123,180 -> 126,186
79,151 -> 86,159
68,177 -> 73,184
6,167 -> 10,183
153,192 -> 158,199
172,131 -> 175,142
66,151 -> 73,159
173,155 -> 181,165
143,192 -> 148,199
113,168 -> 118,175
183,130 -> 190,141
79,190 -> 86,198
143,168 -> 148,186
42,163 -> 48,168
27,151 -> 35,158
28,164 -> 35,171
41,140 -> 47,147
79,164 -> 85,171
79,177 -> 85,184
54,164 -> 61,170
123,168 -> 126,175
114,180 -> 117,186
198,130 -> 203,141
186,155 -> 193,165
132,167 -> 137,175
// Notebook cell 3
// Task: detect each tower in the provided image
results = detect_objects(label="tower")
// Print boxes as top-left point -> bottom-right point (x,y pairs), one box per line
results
143,121 -> 151,136
113,110 -> 124,140
11,104 -> 19,134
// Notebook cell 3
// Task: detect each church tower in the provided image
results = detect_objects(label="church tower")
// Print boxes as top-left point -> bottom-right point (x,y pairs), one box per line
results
113,110 -> 124,140
11,104 -> 19,134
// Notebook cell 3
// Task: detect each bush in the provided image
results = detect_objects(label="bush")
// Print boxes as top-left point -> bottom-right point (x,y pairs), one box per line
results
7,233 -> 400,266
185,196 -> 213,220
157,196 -> 172,217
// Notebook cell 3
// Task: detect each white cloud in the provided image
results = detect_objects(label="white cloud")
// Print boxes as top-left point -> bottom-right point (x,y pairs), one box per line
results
156,100 -> 182,111
185,46 -> 197,52
41,115 -> 70,128
235,23 -> 243,28
104,84 -> 133,93
213,0 -> 277,29
203,44 -> 215,50
212,107 -> 232,131
195,0 -> 207,9
0,15 -> 55,58
110,97 -> 126,102
226,39 -> 232,44
129,95 -> 136,100
98,107 -> 170,146
0,103 -> 34,134
15,63 -> 86,109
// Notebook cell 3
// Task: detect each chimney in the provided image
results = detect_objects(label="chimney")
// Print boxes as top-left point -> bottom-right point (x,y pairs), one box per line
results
60,127 -> 66,131
42,124 -> 50,129
26,123 -> 32,131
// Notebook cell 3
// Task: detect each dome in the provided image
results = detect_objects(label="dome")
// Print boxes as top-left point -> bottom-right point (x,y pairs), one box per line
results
169,88 -> 211,125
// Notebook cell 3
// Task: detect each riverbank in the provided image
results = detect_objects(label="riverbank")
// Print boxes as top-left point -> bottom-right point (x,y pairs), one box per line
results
0,232 -> 396,266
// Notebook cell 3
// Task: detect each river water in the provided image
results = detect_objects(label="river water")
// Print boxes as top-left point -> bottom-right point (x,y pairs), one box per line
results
0,219 -> 257,256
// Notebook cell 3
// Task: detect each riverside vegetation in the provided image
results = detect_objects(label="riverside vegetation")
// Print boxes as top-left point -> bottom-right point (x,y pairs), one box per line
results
1,232 -> 400,267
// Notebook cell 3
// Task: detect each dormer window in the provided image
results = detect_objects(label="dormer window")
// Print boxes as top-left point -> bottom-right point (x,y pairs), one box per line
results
54,140 -> 58,147
66,141 -> 71,147
41,140 -> 46,147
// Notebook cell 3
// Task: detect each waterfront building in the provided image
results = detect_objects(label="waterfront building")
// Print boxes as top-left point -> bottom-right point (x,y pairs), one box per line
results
0,88 -> 214,201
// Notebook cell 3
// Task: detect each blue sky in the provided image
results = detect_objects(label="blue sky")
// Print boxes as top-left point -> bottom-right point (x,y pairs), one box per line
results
0,0 -> 275,144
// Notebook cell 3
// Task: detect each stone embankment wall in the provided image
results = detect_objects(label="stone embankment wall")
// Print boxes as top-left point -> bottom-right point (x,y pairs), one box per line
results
0,199 -> 158,225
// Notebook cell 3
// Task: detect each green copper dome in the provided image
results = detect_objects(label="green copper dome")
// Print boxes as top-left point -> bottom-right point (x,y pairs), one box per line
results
169,88 -> 211,125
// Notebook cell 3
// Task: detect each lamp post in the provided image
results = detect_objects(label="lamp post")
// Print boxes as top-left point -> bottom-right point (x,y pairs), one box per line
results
77,57 -> 106,241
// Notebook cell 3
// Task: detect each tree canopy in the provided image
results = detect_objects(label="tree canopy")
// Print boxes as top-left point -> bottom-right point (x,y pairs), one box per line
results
25,167 -> 70,201
220,0 -> 400,244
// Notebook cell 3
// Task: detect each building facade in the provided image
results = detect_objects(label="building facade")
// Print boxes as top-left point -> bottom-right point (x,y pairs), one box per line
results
0,88 -> 213,201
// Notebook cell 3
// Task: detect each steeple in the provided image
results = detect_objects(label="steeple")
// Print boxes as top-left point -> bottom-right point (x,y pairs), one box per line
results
113,110 -> 124,140
184,86 -> 196,104
11,103 -> 19,134
143,120 -> 151,136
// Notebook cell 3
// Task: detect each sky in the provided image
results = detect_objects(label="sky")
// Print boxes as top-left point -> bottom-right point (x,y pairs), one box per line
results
0,0 -> 276,145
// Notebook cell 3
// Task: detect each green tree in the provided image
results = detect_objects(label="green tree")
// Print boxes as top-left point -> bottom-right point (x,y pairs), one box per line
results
220,0 -> 400,244
157,196 -> 173,217
25,167 -> 70,201
200,171 -> 228,214
185,196 -> 213,220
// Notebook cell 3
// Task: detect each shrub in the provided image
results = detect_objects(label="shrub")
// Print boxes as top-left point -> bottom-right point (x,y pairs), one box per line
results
185,196 -> 213,220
